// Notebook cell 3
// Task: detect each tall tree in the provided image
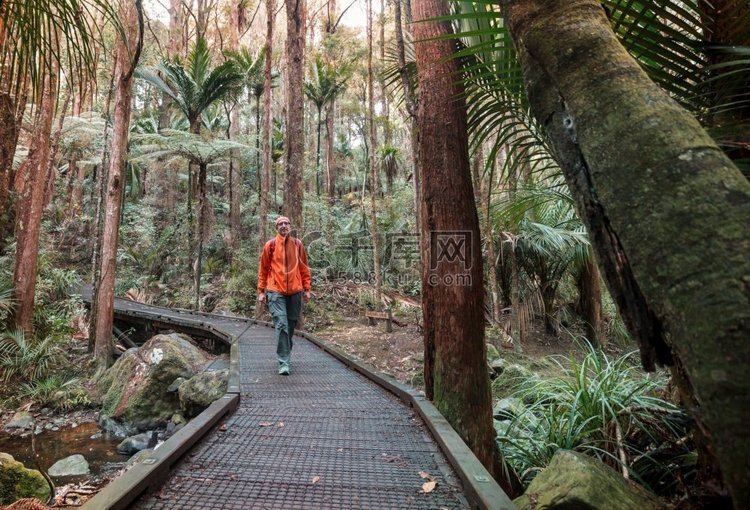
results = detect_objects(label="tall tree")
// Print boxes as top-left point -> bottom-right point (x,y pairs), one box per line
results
10,61 -> 58,333
260,0 -> 275,250
323,0 -> 338,203
367,0 -> 382,304
304,55 -> 349,197
283,0 -> 307,229
413,0 -> 513,494
500,0 -> 750,505
92,0 -> 143,369
227,1 -> 244,255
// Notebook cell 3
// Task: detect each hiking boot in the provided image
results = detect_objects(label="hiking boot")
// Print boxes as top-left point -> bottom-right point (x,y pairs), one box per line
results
278,364 -> 290,375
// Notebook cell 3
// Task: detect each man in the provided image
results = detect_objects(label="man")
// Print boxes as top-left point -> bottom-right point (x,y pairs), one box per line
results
257,216 -> 312,375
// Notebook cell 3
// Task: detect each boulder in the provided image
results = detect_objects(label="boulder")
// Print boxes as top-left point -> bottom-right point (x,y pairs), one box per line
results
4,412 -> 34,430
486,343 -> 501,362
491,363 -> 535,400
0,453 -> 51,504
117,431 -> 159,455
489,358 -> 506,377
493,397 -> 526,421
178,369 -> 228,417
47,454 -> 89,477
513,450 -> 662,510
98,333 -> 211,434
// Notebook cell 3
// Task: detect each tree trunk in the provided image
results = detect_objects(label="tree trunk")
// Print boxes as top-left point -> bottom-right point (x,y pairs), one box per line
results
228,1 -> 242,255
323,0 -> 337,205
501,1 -> 750,505
508,235 -> 522,353
10,65 -> 58,333
260,0 -> 274,250
315,107 -> 322,197
576,252 -> 603,347
0,91 -> 15,243
413,0 -> 515,494
284,0 -> 306,230
194,161 -> 208,310
367,0 -> 382,304
93,0 -> 140,370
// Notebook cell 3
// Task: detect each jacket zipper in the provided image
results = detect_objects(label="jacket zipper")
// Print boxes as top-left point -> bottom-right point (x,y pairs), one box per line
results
284,236 -> 289,293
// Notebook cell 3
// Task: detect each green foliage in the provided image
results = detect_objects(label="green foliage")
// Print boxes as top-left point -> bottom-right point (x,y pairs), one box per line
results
496,343 -> 689,493
0,0 -> 119,98
0,329 -> 60,385
19,376 -> 91,411
136,38 -> 243,127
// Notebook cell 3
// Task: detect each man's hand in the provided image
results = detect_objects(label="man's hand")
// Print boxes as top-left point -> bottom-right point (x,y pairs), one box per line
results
258,292 -> 266,303
303,291 -> 311,302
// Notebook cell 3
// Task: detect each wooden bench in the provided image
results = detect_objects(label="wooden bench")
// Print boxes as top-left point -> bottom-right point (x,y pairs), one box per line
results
365,309 -> 393,333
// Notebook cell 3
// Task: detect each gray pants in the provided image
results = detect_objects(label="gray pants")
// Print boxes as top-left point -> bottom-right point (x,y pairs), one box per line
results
266,291 -> 302,366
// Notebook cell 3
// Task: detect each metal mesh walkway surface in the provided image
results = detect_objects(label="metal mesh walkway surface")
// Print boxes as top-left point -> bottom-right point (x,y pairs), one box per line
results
131,321 -> 470,509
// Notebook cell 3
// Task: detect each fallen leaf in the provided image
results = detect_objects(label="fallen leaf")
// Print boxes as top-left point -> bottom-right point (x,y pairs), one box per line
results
277,422 -> 285,427
219,424 -> 228,431
311,476 -> 320,484
421,481 -> 437,493
337,448 -> 343,452
419,471 -> 432,480
259,421 -> 274,427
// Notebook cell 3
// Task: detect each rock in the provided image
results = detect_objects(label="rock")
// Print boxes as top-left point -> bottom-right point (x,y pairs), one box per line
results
178,369 -> 228,417
117,431 -> 159,455
127,449 -> 156,468
98,415 -> 134,438
47,454 -> 90,477
493,397 -> 526,421
489,357 -> 506,376
5,412 -> 34,430
98,333 -> 211,433
513,450 -> 662,510
167,377 -> 187,393
0,453 -> 51,504
486,343 -> 501,362
491,363 -> 535,400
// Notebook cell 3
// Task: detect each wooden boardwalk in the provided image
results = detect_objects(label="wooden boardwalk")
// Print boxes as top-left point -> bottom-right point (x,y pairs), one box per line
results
79,294 -> 512,510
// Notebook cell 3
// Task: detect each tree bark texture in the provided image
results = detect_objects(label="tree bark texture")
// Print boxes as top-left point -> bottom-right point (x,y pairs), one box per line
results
284,0 -> 306,230
0,92 -> 15,241
10,65 -> 57,332
576,252 -> 603,346
260,0 -> 274,249
323,0 -> 337,204
500,1 -> 750,505
93,0 -> 139,369
367,0 -> 382,303
228,1 -> 242,254
413,0 -> 509,491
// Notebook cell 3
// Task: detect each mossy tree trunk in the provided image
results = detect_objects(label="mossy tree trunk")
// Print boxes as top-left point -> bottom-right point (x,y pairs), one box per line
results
500,1 -> 750,505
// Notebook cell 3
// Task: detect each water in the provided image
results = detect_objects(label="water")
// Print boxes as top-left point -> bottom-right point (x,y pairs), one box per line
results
0,422 -> 129,483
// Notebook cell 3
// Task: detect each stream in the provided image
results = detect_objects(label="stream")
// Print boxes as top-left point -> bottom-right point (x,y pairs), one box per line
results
0,422 -> 129,484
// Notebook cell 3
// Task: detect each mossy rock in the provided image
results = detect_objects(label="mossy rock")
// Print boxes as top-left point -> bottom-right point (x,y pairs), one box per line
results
491,363 -> 535,400
100,333 -> 211,432
178,369 -> 228,417
0,453 -> 51,505
486,342 -> 501,362
513,450 -> 662,510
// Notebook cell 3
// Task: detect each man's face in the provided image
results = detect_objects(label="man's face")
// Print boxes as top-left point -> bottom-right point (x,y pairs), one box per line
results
276,220 -> 291,237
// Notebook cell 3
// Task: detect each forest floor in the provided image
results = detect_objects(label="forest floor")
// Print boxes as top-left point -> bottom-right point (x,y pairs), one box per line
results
300,287 -> 597,392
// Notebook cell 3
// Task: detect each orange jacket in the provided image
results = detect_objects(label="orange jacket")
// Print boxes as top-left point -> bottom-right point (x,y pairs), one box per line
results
257,234 -> 312,295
